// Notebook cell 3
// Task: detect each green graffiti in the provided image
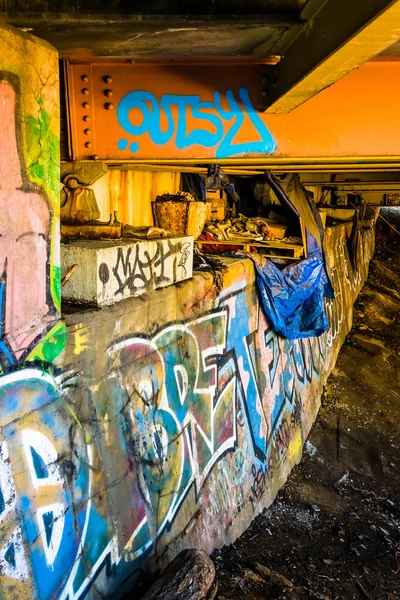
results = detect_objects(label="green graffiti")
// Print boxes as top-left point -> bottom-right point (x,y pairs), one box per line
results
27,321 -> 68,364
25,98 -> 61,312
26,98 -> 60,200
52,265 -> 61,313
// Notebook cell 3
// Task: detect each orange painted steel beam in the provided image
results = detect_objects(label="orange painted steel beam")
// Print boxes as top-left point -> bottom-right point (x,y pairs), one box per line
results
65,60 -> 400,162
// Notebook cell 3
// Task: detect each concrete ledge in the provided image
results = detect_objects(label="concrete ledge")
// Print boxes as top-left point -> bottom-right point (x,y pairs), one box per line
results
61,236 -> 194,306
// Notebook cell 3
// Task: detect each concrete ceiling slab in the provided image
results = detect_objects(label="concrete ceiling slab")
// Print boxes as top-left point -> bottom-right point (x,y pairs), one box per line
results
1,1 -> 307,16
1,1 -> 307,58
3,17 -> 294,58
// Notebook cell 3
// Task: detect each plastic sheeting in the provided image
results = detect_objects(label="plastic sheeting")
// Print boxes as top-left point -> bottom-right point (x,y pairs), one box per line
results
251,173 -> 334,339
253,251 -> 333,339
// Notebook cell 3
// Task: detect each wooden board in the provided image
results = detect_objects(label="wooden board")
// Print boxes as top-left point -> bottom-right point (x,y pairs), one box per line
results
196,239 -> 304,260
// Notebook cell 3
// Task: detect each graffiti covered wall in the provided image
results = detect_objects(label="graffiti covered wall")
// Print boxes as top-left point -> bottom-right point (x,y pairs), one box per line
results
0,24 -> 66,370
0,213 -> 374,598
0,22 -> 376,600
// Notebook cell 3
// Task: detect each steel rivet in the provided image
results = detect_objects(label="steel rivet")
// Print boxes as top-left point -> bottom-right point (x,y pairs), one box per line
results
104,89 -> 113,97
103,75 -> 112,84
81,74 -> 89,82
85,141 -> 92,148
105,102 -> 114,110
82,102 -> 89,109
83,115 -> 90,122
81,88 -> 89,95
84,128 -> 92,135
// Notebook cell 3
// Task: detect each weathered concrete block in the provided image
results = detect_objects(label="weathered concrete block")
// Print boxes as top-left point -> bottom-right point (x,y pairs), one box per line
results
61,236 -> 193,305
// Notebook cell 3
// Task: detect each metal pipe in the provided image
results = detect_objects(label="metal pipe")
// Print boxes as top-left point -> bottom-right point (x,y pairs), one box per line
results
224,170 -> 265,176
68,161 -> 400,175
100,156 -> 400,165
104,163 -> 400,173
231,165 -> 400,171
106,164 -> 400,174
268,164 -> 400,170
108,164 -> 208,173
284,168 -> 400,172
304,188 -> 399,192
301,181 -> 400,187
107,164 -> 264,176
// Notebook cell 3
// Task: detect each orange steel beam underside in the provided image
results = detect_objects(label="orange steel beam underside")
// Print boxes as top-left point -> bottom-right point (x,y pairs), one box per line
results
65,60 -> 400,165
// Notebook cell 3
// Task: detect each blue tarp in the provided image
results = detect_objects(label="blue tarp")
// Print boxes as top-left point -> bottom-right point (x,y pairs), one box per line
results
253,251 -> 333,339
251,173 -> 334,339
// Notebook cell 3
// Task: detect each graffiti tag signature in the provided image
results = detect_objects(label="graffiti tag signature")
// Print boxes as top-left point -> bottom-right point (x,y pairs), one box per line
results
116,87 -> 276,158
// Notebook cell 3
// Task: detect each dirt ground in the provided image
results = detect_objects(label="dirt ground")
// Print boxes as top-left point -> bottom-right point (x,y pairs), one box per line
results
212,217 -> 400,600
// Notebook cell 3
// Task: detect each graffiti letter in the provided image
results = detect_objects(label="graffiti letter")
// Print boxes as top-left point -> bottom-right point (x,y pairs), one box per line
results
216,87 -> 276,158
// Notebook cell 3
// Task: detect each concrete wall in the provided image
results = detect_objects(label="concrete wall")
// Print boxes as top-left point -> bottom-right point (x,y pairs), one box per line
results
0,23 -> 66,369
0,218 -> 374,599
61,236 -> 194,306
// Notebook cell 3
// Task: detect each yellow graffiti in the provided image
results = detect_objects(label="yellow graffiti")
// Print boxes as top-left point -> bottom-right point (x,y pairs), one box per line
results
63,399 -> 91,444
74,328 -> 89,355
287,428 -> 302,463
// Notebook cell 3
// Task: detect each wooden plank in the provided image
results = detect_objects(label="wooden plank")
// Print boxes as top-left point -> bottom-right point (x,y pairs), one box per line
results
195,239 -> 304,260
299,217 -> 308,259
196,240 -> 303,249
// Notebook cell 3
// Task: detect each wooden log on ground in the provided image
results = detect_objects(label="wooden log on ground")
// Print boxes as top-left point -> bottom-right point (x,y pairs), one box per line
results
253,562 -> 294,592
140,549 -> 216,600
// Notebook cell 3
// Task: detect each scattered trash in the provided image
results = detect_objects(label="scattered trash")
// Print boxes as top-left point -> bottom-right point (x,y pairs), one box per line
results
336,473 -> 350,486
305,440 -> 318,457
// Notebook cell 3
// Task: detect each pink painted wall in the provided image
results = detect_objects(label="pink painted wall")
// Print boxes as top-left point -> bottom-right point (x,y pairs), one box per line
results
0,24 -> 62,368
0,81 -> 50,358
